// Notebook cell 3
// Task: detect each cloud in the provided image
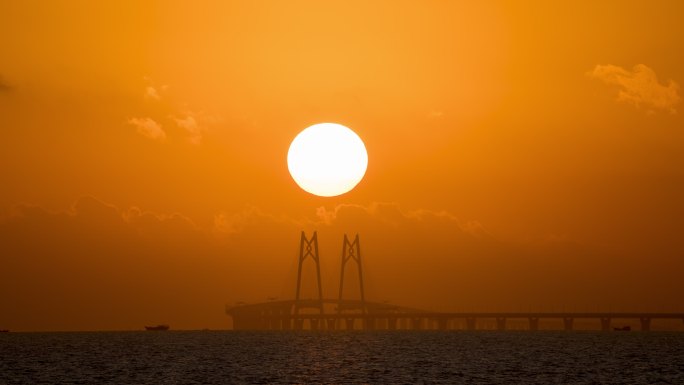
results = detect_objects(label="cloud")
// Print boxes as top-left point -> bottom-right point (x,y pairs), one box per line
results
136,77 -> 217,144
213,202 -> 490,242
589,64 -> 681,113
143,77 -> 168,101
171,110 -> 220,145
145,86 -> 161,101
312,202 -> 490,238
213,205 -> 286,235
171,114 -> 202,145
127,117 -> 166,141
144,84 -> 169,101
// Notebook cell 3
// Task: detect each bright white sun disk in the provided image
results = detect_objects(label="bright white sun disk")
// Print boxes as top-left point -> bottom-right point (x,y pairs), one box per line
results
287,123 -> 368,197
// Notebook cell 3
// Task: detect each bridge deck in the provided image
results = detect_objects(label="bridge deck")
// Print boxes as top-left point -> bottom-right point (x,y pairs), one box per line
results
227,300 -> 684,331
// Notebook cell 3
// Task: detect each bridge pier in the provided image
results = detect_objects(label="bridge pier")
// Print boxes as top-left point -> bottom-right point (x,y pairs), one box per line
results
466,317 -> 477,330
295,318 -> 304,330
281,317 -> 291,330
600,317 -> 611,331
411,318 -> 423,330
364,317 -> 376,331
496,317 -> 507,331
326,319 -> 336,330
528,317 -> 539,331
640,317 -> 651,331
563,317 -> 574,331
387,318 -> 398,330
310,319 -> 319,330
345,318 -> 355,330
437,318 -> 449,330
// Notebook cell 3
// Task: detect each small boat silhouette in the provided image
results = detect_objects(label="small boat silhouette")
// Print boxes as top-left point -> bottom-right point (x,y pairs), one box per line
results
145,325 -> 170,331
0,329 -> 9,333
613,326 -> 631,331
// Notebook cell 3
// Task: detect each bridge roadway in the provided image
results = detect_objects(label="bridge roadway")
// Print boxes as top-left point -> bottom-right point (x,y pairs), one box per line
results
226,299 -> 684,331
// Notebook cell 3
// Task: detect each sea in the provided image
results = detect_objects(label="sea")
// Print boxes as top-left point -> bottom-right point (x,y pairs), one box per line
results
1,331 -> 683,384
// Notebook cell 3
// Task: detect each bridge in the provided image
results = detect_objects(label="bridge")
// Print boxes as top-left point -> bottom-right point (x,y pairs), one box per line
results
226,232 -> 684,331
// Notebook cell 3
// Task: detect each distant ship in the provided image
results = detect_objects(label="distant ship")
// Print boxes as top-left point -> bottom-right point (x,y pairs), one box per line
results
613,326 -> 631,331
145,325 -> 170,331
0,329 -> 9,333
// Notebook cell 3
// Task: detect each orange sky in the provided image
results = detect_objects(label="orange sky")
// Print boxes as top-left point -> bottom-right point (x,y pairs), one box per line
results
1,1 -> 683,331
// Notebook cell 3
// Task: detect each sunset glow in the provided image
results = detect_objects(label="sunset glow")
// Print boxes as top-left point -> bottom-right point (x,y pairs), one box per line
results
0,1 -> 682,336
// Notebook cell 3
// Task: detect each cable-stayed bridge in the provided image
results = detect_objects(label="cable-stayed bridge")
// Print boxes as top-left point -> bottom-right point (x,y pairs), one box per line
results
226,232 -> 684,331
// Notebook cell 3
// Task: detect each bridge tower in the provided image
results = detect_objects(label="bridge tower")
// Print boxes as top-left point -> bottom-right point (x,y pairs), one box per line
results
294,231 -> 324,318
338,234 -> 366,322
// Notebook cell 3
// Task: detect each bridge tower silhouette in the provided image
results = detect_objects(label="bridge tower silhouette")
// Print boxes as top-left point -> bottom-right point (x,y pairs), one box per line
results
294,231 -> 324,321
337,234 -> 367,329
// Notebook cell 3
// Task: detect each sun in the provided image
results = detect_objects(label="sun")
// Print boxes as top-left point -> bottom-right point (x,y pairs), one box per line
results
287,123 -> 368,197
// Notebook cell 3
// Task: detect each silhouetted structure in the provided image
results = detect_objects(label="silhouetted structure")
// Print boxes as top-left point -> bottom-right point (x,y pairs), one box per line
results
338,234 -> 365,306
337,234 -> 368,329
294,231 -> 323,320
226,233 -> 684,331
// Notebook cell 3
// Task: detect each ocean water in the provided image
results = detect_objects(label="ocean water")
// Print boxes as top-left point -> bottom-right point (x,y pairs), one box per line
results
1,331 -> 683,384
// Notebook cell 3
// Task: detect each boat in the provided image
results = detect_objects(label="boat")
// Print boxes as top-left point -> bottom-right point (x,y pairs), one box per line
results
144,325 -> 170,331
613,326 -> 631,331
0,329 -> 9,333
